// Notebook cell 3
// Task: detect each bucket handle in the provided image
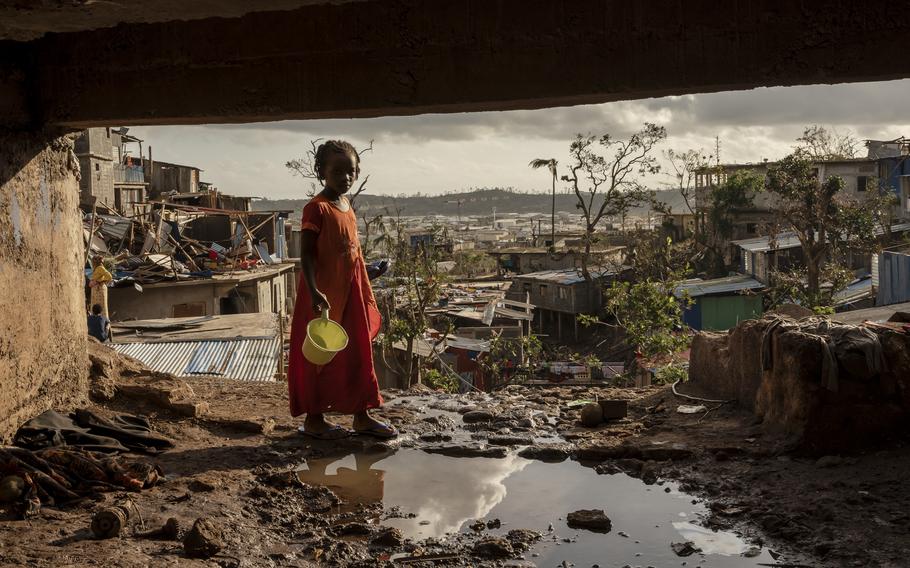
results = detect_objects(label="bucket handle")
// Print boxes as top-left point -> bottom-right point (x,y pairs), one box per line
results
321,308 -> 330,321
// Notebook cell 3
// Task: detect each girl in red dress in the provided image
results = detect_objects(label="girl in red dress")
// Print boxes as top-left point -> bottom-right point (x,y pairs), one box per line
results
288,140 -> 397,439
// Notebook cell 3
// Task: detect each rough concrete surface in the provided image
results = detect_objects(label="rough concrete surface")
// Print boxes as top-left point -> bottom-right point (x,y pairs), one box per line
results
0,129 -> 87,441
0,1 -> 909,127
691,315 -> 910,453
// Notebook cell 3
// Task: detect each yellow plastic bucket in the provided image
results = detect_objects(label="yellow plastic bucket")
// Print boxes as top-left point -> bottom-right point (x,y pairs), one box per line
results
302,309 -> 349,365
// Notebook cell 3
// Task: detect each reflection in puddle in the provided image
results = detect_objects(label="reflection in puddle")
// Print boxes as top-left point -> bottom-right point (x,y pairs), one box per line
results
298,449 -> 775,567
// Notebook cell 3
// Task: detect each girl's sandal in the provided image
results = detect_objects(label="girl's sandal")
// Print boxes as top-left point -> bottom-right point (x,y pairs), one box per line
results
297,424 -> 352,440
354,423 -> 398,439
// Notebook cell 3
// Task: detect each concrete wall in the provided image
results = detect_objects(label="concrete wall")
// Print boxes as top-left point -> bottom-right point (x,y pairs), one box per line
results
0,130 -> 87,440
74,128 -> 115,207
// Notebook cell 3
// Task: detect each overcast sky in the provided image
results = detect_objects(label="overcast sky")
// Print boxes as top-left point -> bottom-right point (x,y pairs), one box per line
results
127,79 -> 910,200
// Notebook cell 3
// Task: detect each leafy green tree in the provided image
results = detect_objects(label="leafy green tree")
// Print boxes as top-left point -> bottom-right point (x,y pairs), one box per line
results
600,269 -> 692,359
765,150 -> 890,309
377,212 -> 447,386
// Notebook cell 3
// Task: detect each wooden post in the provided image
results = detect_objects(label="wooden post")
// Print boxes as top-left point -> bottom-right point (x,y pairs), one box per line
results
557,311 -> 563,340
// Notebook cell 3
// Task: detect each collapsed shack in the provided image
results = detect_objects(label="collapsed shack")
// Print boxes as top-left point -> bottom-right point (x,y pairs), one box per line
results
690,312 -> 910,452
83,201 -> 292,289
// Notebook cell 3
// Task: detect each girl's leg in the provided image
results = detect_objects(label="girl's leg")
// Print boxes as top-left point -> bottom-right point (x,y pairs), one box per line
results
303,413 -> 337,434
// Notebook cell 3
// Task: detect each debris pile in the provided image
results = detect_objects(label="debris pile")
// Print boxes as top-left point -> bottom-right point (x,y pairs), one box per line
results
82,201 -> 290,286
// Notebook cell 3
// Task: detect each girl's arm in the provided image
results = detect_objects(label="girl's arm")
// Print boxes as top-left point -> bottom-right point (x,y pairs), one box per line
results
301,230 -> 329,313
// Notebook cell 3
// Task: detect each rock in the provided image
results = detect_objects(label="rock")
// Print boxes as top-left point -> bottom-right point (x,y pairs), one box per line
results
423,443 -> 508,459
463,410 -> 495,423
486,518 -> 501,529
671,541 -> 700,557
473,537 -> 515,558
183,517 -> 223,559
566,509 -> 612,533
188,478 -> 217,492
506,529 -> 542,552
470,520 -> 486,532
371,527 -> 404,548
815,455 -> 843,468
336,522 -> 373,536
599,400 -> 628,420
488,434 -> 534,446
639,445 -> 693,461
518,444 -> 572,462
575,443 -> 638,461
419,432 -> 453,443
743,546 -> 762,558
579,403 -> 603,427
0,475 -> 26,502
640,462 -> 660,485
170,400 -> 210,418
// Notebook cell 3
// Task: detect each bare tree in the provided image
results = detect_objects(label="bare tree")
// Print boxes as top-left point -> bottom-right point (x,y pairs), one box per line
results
285,138 -> 375,207
795,125 -> 860,161
562,123 -> 667,279
663,148 -> 711,218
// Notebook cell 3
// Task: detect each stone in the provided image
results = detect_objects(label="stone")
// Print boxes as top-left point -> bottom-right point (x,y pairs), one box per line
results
518,444 -> 573,462
639,445 -> 693,461
671,541 -> 700,557
473,537 -> 515,558
170,400 -> 210,418
566,509 -> 612,533
336,522 -> 373,536
506,529 -> 542,552
599,400 -> 628,420
423,443 -> 508,459
488,434 -> 534,446
183,517 -> 223,559
463,410 -> 495,423
371,527 -> 404,548
579,403 -> 603,427
815,455 -> 843,468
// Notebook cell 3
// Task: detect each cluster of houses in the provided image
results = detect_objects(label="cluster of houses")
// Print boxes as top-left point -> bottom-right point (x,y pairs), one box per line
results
81,127 -> 910,390
79,127 -> 296,384
662,137 -> 910,327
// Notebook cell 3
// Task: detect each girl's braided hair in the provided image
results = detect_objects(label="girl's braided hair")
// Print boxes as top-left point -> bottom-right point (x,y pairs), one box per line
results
314,140 -> 360,181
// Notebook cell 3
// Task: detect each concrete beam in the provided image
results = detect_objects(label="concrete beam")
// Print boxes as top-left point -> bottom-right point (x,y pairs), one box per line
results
3,0 -> 910,128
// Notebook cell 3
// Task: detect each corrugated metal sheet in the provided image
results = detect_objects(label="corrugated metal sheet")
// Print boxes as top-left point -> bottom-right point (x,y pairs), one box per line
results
834,276 -> 873,307
675,275 -> 765,298
516,267 -> 620,285
877,251 -> 910,306
112,338 -> 279,381
734,223 -> 910,254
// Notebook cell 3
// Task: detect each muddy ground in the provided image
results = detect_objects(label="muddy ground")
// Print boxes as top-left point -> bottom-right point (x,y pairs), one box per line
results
2,347 -> 909,567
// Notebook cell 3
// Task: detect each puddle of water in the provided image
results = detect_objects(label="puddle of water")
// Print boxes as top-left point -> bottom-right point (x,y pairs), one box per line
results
298,449 -> 776,567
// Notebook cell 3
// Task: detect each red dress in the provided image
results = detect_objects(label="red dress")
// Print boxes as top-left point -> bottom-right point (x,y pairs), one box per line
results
288,195 -> 383,416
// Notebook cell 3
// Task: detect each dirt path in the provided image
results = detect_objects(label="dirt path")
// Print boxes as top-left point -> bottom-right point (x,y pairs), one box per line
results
2,358 -> 909,567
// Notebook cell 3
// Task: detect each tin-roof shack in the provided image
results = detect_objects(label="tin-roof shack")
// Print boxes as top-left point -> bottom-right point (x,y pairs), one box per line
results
110,312 -> 281,382
674,275 -> 765,331
108,264 -> 295,321
507,267 -> 623,340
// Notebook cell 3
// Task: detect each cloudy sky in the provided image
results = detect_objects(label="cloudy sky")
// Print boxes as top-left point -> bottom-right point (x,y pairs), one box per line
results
127,79 -> 910,199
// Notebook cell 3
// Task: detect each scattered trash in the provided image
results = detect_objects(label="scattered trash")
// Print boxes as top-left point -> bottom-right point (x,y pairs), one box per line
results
91,504 -> 134,539
677,405 -> 708,414
137,517 -> 181,541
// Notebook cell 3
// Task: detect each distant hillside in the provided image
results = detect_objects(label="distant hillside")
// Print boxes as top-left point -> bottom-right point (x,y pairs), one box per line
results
254,187 -> 689,218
